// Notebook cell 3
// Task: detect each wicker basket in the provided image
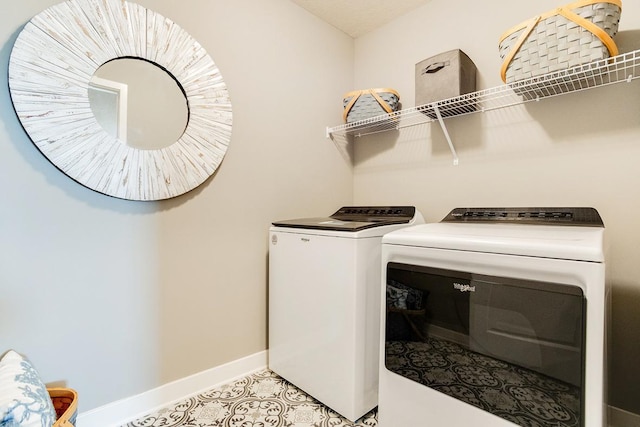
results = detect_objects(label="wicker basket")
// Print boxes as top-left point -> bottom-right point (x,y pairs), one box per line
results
49,388 -> 78,427
499,0 -> 622,84
342,88 -> 400,123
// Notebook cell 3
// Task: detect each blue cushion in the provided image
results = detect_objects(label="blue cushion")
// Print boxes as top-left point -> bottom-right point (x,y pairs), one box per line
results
0,350 -> 56,427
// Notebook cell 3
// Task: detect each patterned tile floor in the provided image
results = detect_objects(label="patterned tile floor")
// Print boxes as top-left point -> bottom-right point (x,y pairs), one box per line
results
123,369 -> 377,427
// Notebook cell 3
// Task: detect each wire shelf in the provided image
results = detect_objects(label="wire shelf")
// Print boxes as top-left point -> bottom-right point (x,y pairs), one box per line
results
327,49 -> 640,140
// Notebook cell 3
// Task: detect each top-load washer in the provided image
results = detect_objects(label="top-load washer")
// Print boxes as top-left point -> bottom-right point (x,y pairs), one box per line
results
269,206 -> 424,421
379,207 -> 607,427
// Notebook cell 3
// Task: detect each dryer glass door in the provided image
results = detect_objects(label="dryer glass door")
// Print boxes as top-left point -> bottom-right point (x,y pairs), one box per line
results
385,262 -> 585,427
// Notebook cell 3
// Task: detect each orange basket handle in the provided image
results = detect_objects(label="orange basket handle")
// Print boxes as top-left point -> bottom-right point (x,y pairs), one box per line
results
500,15 -> 541,83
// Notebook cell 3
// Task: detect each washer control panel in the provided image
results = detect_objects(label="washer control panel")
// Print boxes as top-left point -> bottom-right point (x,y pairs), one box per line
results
333,206 -> 416,221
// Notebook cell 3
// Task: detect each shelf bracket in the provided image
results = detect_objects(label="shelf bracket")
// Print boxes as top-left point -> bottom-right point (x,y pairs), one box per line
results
433,104 -> 459,166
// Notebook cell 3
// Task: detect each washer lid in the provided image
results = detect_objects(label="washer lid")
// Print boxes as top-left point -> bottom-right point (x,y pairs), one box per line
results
384,207 -> 605,262
272,206 -> 416,232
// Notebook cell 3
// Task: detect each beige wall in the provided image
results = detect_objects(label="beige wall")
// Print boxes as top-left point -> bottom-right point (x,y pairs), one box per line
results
353,0 -> 640,415
0,0 -> 353,412
4,0 -> 639,417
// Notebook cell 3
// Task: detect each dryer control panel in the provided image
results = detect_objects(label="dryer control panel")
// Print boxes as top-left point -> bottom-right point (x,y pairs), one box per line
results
442,207 -> 604,227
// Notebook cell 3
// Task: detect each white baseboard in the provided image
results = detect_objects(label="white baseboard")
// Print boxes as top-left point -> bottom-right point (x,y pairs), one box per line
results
610,405 -> 640,427
77,350 -> 267,427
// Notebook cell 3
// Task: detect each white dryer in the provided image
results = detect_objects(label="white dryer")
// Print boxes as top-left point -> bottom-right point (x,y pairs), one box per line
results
379,207 -> 607,427
269,206 -> 424,421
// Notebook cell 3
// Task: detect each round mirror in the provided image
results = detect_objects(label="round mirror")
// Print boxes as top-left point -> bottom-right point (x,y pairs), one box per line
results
89,58 -> 189,150
8,0 -> 232,201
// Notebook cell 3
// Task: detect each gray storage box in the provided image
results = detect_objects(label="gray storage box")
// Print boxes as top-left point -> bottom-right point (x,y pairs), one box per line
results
415,49 -> 477,118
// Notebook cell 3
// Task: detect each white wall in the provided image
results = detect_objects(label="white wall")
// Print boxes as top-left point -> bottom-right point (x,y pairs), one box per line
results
0,0 -> 353,412
353,0 -> 640,415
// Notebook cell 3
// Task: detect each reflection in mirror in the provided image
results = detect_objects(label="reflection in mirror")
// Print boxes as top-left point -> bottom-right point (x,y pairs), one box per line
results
89,76 -> 128,141
88,58 -> 189,150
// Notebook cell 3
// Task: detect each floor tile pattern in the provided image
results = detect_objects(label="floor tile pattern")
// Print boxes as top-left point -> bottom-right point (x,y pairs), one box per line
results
124,369 -> 377,427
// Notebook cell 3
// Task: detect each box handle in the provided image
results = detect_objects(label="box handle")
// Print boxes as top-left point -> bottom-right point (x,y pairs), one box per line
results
422,61 -> 449,74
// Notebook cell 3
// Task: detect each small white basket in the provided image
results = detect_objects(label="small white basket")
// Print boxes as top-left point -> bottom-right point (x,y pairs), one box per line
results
342,88 -> 400,123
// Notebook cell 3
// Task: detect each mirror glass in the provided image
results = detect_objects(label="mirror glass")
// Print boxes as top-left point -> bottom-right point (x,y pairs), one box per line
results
88,58 -> 189,150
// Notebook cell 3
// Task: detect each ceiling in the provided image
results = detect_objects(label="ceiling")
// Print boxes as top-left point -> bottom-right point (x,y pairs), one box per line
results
289,0 -> 433,38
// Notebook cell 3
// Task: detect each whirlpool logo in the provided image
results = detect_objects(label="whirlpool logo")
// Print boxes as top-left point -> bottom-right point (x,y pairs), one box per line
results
453,282 -> 476,293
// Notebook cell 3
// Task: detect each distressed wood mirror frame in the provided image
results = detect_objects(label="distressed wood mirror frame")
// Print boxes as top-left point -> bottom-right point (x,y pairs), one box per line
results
8,0 -> 232,201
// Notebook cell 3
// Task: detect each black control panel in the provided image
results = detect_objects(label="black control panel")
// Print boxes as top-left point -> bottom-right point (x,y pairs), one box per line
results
272,206 -> 417,232
441,207 -> 604,227
332,206 -> 416,220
